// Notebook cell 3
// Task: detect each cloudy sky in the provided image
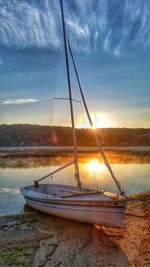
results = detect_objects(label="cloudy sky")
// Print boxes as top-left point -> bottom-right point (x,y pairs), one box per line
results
0,0 -> 150,128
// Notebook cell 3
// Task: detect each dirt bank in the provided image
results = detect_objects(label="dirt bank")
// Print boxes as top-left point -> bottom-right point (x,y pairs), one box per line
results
0,190 -> 150,267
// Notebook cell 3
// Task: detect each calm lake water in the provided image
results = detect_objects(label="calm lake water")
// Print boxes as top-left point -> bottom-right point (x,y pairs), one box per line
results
0,151 -> 150,215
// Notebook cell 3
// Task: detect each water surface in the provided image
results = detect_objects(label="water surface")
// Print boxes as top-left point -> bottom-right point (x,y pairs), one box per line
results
0,151 -> 150,215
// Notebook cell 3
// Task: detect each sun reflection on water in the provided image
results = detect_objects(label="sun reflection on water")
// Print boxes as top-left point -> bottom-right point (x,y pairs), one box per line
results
85,159 -> 106,173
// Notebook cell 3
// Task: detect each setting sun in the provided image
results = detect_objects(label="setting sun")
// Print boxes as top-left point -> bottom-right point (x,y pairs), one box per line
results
77,112 -> 116,129
91,125 -> 96,130
91,112 -> 116,128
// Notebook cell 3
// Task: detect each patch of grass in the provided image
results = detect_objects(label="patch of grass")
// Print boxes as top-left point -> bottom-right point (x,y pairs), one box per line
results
0,244 -> 30,266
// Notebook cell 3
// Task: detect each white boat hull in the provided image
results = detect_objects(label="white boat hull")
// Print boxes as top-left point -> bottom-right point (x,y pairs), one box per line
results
21,184 -> 127,227
26,198 -> 124,227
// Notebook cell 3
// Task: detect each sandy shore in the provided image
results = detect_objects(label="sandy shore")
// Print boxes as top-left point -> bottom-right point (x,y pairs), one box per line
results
0,190 -> 150,267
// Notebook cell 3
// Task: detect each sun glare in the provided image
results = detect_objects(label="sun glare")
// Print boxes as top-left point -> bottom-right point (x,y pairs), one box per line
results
77,112 -> 115,129
92,125 -> 96,130
86,159 -> 106,173
91,113 -> 115,128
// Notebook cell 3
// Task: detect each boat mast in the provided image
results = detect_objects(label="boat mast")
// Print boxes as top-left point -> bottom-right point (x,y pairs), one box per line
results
68,39 -> 125,195
60,0 -> 81,192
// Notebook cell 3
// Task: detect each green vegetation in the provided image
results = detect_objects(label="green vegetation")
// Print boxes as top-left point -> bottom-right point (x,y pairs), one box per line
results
0,124 -> 150,146
0,244 -> 30,266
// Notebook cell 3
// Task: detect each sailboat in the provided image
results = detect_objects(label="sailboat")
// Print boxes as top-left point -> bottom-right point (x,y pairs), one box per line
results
20,0 -> 128,227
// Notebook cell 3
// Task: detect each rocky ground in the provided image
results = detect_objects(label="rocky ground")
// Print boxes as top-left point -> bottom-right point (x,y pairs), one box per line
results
0,190 -> 150,267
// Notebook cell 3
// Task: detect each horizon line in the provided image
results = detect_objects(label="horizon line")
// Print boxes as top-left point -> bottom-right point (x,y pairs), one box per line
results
0,123 -> 150,130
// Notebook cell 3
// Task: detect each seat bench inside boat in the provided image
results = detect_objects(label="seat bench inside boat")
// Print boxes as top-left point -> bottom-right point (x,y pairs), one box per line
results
25,184 -> 98,197
22,184 -> 125,202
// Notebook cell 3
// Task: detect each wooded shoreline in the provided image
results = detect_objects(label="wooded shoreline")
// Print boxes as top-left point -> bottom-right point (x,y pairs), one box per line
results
0,125 -> 150,147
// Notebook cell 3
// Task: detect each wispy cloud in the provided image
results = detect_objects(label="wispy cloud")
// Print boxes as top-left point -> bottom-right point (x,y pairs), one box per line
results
0,0 -> 150,55
0,98 -> 41,105
0,58 -> 3,65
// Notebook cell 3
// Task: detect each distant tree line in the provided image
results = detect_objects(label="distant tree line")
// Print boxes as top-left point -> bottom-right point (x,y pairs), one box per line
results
0,124 -> 150,146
